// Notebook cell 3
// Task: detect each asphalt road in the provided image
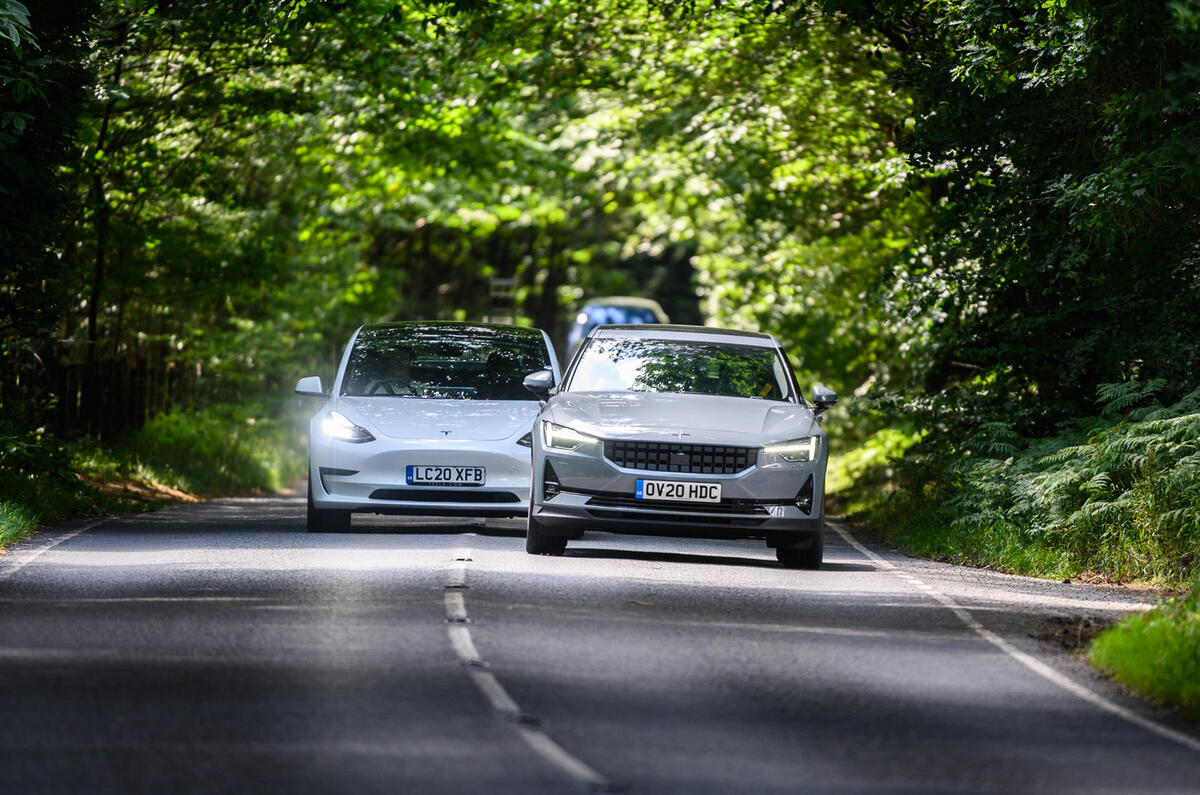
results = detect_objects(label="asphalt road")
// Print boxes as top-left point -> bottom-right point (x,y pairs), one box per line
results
2,493 -> 1199,794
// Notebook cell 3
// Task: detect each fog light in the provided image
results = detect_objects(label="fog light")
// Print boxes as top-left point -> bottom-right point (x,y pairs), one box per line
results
543,460 -> 561,499
794,474 -> 814,515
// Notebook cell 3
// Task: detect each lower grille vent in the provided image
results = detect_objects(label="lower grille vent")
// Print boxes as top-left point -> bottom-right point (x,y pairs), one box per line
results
585,495 -> 770,515
369,489 -> 520,503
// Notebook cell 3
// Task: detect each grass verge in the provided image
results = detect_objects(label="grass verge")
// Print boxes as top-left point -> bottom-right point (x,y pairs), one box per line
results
0,402 -> 306,549
1089,586 -> 1200,721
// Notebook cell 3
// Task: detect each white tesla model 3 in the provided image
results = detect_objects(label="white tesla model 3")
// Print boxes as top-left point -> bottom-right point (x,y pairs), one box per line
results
295,322 -> 561,532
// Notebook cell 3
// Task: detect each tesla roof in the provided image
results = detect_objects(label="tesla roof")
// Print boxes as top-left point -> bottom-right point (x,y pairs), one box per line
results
590,324 -> 778,347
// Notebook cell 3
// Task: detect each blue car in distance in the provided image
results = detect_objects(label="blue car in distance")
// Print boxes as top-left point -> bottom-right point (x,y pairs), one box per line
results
566,296 -> 669,360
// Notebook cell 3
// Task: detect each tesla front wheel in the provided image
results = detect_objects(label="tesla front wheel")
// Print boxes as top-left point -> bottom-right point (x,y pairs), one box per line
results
776,532 -> 823,570
307,478 -> 351,533
526,511 -> 567,555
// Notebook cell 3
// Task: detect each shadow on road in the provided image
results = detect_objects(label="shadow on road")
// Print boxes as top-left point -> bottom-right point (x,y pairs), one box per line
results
568,547 -> 784,570
566,541 -> 878,572
818,561 -> 878,572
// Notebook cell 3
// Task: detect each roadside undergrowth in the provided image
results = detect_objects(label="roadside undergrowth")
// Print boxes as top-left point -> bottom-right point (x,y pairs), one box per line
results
835,385 -> 1200,588
0,403 -> 305,549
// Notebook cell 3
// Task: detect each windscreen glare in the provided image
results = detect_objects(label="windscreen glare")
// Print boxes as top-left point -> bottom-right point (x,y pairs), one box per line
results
568,338 -> 794,401
341,324 -> 551,399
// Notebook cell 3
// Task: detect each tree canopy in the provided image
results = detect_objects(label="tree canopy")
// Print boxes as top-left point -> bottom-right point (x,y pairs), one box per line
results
826,0 -> 1200,433
1,0 -> 1196,447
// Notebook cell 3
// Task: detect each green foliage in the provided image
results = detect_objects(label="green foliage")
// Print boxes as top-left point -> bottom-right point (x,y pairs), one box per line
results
823,0 -> 1200,427
1090,585 -> 1200,721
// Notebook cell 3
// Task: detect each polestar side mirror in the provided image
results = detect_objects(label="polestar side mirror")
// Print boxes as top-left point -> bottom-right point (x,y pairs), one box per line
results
523,370 -> 555,401
812,385 -> 838,415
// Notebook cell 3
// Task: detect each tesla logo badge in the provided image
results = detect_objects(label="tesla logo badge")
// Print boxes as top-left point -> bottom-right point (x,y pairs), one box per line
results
441,430 -> 452,436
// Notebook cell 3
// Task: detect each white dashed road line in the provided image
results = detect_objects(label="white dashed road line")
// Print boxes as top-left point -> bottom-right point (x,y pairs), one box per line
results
443,547 -> 613,791
830,521 -> 1200,754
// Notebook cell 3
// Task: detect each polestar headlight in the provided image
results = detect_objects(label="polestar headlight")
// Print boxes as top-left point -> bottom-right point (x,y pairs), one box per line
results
763,436 -> 819,463
542,421 -> 598,451
321,410 -> 375,443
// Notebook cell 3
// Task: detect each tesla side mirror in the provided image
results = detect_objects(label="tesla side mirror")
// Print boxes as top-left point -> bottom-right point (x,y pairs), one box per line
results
295,376 -> 327,398
812,385 -> 838,414
523,370 -> 555,401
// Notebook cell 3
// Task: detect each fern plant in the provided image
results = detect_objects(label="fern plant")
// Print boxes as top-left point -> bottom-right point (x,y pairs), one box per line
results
874,384 -> 1200,585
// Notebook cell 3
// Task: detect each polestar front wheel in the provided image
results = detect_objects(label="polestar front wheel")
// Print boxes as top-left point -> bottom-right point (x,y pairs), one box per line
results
526,510 -> 567,555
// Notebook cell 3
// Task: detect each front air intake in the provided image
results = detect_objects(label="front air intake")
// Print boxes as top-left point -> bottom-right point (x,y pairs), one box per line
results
603,440 -> 755,474
369,489 -> 520,503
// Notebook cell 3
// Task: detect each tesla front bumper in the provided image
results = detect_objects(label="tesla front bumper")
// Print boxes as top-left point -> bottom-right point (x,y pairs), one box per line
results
311,436 -> 531,518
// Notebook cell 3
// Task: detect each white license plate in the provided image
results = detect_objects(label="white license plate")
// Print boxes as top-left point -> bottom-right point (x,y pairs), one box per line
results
406,465 -> 485,486
635,479 -> 721,503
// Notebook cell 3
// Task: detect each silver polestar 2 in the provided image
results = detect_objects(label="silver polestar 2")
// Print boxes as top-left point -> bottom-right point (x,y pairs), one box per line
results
522,325 -> 837,568
295,322 -> 561,532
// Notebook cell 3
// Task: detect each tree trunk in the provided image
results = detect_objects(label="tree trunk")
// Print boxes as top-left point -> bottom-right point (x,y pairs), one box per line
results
86,20 -> 127,365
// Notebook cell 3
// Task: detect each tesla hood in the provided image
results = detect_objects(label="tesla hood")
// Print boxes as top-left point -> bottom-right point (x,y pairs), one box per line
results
342,398 -> 540,441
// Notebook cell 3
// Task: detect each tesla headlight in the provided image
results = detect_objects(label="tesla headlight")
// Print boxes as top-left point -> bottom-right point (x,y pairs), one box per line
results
542,421 -> 598,451
763,436 -> 819,463
321,410 -> 375,443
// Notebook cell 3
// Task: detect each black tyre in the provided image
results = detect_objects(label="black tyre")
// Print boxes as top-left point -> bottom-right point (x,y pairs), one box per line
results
776,532 -> 823,570
526,511 -> 567,555
307,476 -> 351,533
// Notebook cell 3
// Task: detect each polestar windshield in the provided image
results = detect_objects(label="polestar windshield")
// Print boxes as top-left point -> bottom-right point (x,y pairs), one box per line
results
568,338 -> 795,401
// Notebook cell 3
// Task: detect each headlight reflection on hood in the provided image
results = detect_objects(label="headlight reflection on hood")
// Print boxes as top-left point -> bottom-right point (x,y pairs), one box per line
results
763,435 -> 819,462
321,410 -> 376,443
542,421 -> 599,451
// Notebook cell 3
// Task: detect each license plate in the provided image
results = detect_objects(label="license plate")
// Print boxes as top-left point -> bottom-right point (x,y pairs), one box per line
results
635,479 -> 721,503
406,465 -> 485,486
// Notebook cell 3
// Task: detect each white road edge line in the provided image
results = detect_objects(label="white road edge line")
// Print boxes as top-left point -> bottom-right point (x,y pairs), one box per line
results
444,549 -> 611,790
829,521 -> 1200,754
0,518 -> 110,582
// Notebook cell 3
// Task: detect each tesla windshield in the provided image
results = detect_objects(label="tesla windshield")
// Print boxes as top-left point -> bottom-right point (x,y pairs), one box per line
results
568,338 -> 795,401
341,324 -> 551,399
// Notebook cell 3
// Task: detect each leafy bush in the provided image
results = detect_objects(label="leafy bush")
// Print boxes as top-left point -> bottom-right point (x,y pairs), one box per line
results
0,423 -> 107,545
113,404 -> 304,495
826,423 -> 921,509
